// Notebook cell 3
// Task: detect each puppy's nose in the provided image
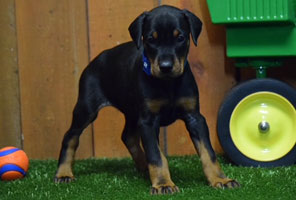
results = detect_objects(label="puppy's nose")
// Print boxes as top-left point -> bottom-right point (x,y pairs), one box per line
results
159,60 -> 173,73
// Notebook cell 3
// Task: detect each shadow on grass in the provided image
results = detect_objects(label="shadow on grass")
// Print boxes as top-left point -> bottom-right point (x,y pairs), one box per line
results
72,156 -> 210,188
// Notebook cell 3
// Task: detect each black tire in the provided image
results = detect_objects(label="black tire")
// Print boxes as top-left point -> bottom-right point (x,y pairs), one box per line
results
218,78 -> 296,167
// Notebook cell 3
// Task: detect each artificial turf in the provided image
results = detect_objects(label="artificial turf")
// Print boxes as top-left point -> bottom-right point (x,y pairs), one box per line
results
1,155 -> 296,200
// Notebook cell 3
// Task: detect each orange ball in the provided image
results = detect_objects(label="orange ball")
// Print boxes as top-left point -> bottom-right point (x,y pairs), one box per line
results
0,146 -> 29,181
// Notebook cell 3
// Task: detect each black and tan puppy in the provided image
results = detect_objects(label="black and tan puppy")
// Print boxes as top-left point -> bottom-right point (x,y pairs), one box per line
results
55,5 -> 240,194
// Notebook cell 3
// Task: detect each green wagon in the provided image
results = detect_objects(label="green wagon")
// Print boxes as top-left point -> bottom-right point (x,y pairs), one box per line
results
207,0 -> 296,166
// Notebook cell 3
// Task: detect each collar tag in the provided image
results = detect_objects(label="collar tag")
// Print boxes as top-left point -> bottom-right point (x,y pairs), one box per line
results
142,51 -> 152,76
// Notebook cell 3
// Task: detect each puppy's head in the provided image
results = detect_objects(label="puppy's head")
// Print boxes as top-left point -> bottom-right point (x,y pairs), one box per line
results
129,5 -> 202,78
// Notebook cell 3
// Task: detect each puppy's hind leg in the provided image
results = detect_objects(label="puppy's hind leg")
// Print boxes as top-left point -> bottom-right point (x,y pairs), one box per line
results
121,118 -> 147,172
55,71 -> 109,183
54,102 -> 97,182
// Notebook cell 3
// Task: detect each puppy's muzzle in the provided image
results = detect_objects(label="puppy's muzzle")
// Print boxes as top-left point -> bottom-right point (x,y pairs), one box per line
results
158,56 -> 174,74
159,60 -> 173,73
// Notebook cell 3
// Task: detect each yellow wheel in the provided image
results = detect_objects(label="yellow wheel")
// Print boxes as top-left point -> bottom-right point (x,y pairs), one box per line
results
230,92 -> 296,162
218,79 -> 296,167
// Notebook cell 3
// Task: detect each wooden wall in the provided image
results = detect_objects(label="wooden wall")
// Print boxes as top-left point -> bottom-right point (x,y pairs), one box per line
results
0,0 -> 22,149
1,0 -> 294,159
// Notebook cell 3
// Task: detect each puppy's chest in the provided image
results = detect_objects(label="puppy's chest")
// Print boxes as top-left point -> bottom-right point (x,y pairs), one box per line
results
145,96 -> 197,124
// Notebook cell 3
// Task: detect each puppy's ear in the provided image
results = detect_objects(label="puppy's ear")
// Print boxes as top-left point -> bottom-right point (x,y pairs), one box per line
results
128,12 -> 147,49
183,9 -> 202,46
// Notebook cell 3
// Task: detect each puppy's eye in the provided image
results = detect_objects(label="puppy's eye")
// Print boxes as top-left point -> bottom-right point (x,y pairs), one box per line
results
177,35 -> 185,42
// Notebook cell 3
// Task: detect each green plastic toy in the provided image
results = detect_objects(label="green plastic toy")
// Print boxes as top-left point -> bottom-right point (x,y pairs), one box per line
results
207,0 -> 296,167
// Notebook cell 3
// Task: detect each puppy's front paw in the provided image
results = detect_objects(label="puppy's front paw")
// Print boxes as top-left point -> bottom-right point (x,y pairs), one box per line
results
151,185 -> 180,195
54,168 -> 75,183
55,164 -> 75,183
212,178 -> 240,189
54,176 -> 75,183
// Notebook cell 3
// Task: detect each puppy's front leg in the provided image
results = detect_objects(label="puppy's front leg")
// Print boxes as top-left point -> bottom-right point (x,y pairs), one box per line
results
183,112 -> 240,189
138,114 -> 179,195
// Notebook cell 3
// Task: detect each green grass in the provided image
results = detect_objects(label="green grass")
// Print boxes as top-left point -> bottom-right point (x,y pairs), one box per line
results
1,156 -> 296,200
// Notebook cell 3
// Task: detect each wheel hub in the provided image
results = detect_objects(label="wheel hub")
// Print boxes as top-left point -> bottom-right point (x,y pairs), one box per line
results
258,121 -> 270,133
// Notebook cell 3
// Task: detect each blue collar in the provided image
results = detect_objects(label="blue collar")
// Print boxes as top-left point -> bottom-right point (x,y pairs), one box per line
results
142,51 -> 152,76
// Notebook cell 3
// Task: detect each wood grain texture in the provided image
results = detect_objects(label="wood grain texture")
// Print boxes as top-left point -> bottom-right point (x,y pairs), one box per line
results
88,0 -> 159,157
88,0 -> 159,59
0,0 -> 22,148
15,0 -> 93,159
162,0 -> 236,155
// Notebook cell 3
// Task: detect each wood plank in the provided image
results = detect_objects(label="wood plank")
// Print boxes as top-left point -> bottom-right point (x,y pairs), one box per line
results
162,0 -> 236,155
0,0 -> 22,148
88,0 -> 159,59
15,0 -> 93,159
88,0 -> 159,157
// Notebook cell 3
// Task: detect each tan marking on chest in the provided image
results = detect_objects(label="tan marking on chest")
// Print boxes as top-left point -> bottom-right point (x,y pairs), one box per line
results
146,99 -> 168,113
177,97 -> 197,111
153,31 -> 158,39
